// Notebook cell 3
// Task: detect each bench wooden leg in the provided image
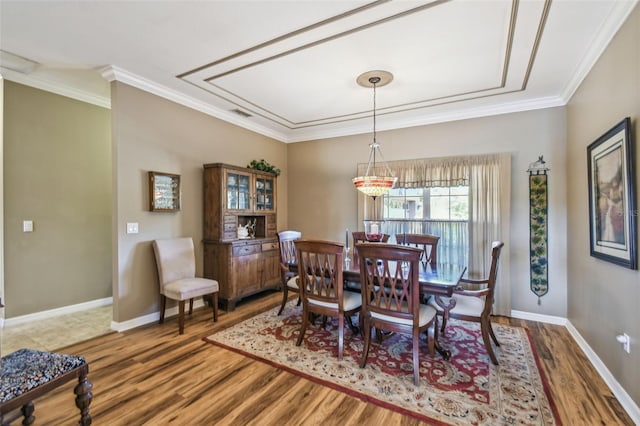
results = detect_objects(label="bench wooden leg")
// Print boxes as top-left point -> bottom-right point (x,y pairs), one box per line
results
21,401 -> 34,425
74,369 -> 93,426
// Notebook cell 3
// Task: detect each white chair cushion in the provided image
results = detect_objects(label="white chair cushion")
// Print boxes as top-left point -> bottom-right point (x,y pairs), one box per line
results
428,295 -> 485,317
287,275 -> 299,289
163,277 -> 219,301
308,290 -> 362,311
371,303 -> 436,327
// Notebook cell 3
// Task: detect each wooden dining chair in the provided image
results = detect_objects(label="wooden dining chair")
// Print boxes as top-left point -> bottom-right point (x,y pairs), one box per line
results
277,230 -> 302,315
357,243 -> 438,386
294,239 -> 362,360
352,231 -> 390,257
429,241 -> 504,365
397,233 -> 440,265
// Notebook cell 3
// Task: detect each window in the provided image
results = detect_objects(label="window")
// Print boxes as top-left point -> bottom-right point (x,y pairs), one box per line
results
383,186 -> 469,220
382,186 -> 469,266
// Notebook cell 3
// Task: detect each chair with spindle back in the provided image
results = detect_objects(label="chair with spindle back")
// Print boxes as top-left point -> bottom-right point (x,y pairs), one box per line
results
294,239 -> 362,360
429,241 -> 504,364
397,233 -> 440,265
276,230 -> 302,315
357,243 -> 438,386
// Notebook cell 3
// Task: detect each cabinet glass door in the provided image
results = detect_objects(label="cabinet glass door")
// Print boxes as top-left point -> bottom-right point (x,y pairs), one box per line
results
255,176 -> 275,211
227,172 -> 251,210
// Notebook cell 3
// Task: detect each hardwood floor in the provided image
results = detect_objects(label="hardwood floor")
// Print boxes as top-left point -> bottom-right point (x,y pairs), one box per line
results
8,291 -> 633,425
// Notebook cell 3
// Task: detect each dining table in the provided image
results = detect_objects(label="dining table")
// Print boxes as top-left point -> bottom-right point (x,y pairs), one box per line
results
288,248 -> 467,360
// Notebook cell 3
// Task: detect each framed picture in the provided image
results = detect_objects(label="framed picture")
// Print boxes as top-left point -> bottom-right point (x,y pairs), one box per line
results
587,117 -> 636,269
148,171 -> 181,212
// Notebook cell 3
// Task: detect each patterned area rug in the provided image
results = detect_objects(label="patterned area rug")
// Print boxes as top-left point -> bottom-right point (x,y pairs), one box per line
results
204,302 -> 560,425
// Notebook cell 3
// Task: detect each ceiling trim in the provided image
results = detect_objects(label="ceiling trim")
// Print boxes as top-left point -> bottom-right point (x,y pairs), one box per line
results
179,0 -> 549,131
285,94 -> 566,143
176,0 -> 393,79
558,0 -> 638,104
0,67 -> 111,109
101,65 -> 289,141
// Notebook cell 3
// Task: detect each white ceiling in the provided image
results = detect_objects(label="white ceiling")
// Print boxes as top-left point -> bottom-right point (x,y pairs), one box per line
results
0,0 -> 636,143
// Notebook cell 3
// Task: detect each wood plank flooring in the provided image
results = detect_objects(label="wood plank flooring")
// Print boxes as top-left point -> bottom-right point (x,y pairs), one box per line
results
7,291 -> 634,425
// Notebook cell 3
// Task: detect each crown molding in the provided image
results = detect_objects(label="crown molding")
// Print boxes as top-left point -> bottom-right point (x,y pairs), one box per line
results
286,95 -> 566,143
0,67 -> 111,109
560,0 -> 638,103
100,65 -> 289,142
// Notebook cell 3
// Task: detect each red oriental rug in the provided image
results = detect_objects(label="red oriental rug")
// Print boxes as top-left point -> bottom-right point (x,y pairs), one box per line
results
204,302 -> 561,425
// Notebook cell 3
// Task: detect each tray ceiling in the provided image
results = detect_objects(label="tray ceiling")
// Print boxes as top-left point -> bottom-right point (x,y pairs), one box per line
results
0,0 -> 636,142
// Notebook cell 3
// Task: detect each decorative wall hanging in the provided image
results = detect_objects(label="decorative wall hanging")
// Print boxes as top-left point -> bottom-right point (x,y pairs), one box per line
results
587,117 -> 637,269
527,156 -> 549,303
148,171 -> 181,212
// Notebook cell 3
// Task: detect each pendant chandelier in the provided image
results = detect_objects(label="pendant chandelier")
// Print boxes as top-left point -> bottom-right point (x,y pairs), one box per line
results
352,70 -> 397,200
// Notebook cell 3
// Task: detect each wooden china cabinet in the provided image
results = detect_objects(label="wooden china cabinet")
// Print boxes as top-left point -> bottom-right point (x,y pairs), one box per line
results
202,163 -> 280,310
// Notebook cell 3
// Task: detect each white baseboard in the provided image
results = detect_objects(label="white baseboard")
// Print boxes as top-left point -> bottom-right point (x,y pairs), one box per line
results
110,299 -> 207,332
2,297 -> 113,328
510,309 -> 568,325
565,320 -> 640,425
511,310 -> 638,423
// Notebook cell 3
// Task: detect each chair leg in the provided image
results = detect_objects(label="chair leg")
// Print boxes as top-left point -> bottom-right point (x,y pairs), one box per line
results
296,306 -> 309,347
427,318 -> 436,357
277,286 -> 289,315
359,319 -> 371,368
412,328 -> 420,386
212,293 -> 219,322
440,314 -> 448,333
189,298 -> 194,315
159,295 -> 167,324
338,314 -> 344,361
178,300 -> 186,335
481,319 -> 499,365
488,320 -> 500,346
345,313 -> 359,335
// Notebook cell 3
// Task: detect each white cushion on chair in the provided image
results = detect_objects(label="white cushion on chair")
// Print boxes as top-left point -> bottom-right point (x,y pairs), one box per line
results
371,303 -> 436,327
308,290 -> 361,311
287,275 -> 299,289
163,277 -> 219,300
429,295 -> 485,317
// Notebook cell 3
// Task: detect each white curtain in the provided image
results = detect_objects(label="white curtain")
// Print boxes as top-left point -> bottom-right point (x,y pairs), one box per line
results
467,153 -> 511,316
357,153 -> 512,316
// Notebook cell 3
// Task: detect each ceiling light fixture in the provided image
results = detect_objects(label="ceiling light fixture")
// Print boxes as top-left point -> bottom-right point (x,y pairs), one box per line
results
352,70 -> 397,200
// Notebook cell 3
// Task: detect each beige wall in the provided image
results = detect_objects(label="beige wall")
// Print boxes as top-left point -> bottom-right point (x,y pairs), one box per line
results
110,82 -> 287,322
566,5 -> 639,404
288,107 -> 568,316
3,81 -> 112,317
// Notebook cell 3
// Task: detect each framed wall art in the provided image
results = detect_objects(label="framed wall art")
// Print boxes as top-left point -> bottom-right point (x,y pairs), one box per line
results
148,171 -> 181,212
587,117 -> 637,269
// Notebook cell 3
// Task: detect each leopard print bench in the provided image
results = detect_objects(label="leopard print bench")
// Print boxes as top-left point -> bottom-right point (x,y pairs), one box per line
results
1,349 -> 92,425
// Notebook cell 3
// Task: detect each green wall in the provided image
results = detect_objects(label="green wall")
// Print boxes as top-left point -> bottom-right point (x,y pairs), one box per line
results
3,81 -> 112,317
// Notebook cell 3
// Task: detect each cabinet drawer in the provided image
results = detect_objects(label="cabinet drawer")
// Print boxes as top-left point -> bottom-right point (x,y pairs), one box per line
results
224,223 -> 236,232
233,244 -> 261,257
262,242 -> 278,251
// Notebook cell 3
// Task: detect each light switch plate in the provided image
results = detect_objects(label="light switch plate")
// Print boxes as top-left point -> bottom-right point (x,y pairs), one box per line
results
23,220 -> 33,233
126,222 -> 139,234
